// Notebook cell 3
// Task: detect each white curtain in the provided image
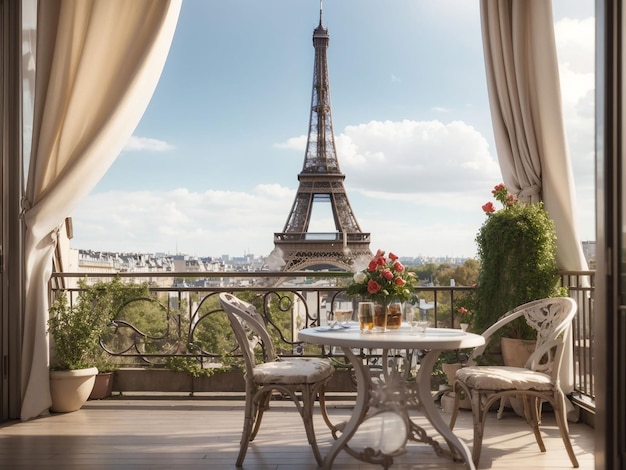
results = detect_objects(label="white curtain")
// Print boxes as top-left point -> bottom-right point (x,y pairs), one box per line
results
480,0 -> 587,396
20,0 -> 181,421
480,0 -> 588,273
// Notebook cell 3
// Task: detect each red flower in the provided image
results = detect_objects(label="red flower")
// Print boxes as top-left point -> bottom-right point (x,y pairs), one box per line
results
376,249 -> 385,257
492,183 -> 506,195
381,269 -> 394,281
482,202 -> 495,214
388,252 -> 398,261
367,279 -> 382,294
393,261 -> 404,272
377,256 -> 386,266
506,194 -> 517,206
459,307 -> 468,315
367,259 -> 378,272
490,183 -> 517,207
395,277 -> 406,286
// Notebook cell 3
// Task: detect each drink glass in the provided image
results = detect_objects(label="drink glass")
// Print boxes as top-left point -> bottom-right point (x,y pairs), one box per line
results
416,320 -> 429,335
386,302 -> 403,329
404,302 -> 415,325
357,302 -> 374,333
335,309 -> 352,325
373,304 -> 387,332
405,303 -> 416,333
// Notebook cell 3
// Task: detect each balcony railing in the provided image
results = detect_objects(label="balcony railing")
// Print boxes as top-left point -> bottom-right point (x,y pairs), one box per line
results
50,270 -> 595,408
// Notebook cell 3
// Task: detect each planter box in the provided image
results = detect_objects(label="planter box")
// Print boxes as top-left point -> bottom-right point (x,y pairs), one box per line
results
112,368 -> 356,394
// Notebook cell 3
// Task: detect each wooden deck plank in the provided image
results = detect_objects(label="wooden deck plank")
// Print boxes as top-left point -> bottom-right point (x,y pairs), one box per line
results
0,396 -> 595,469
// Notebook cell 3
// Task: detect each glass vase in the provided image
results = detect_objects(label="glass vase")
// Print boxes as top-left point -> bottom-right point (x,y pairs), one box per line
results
373,301 -> 403,331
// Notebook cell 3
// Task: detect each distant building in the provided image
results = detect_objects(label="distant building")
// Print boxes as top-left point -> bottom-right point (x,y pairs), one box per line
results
582,240 -> 596,263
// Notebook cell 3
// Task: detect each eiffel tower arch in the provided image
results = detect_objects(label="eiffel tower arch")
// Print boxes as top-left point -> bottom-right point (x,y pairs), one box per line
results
273,6 -> 371,272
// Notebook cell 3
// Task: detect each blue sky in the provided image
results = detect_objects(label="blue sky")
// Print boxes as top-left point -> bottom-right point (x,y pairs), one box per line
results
70,0 -> 595,260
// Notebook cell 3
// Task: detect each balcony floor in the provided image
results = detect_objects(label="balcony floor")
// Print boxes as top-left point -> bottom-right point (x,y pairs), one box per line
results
0,394 -> 594,469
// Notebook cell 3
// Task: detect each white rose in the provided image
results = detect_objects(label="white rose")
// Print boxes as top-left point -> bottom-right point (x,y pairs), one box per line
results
354,271 -> 367,284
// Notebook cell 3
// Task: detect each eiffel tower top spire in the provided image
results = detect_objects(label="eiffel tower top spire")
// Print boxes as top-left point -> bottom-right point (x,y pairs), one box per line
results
273,6 -> 371,271
303,2 -> 339,175
319,0 -> 323,25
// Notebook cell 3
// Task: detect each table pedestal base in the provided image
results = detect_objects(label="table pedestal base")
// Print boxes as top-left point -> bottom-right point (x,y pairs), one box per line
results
322,347 -> 475,470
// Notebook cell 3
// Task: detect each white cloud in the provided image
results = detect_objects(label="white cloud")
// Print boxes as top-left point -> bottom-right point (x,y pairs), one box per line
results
123,136 -> 175,152
72,185 -> 294,257
337,119 -> 500,193
273,135 -> 307,151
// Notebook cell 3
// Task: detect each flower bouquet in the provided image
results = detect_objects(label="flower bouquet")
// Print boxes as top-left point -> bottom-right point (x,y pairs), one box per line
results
346,249 -> 416,331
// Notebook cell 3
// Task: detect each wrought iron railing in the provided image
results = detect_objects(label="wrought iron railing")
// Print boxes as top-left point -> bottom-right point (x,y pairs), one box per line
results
50,270 -> 595,407
559,270 -> 595,409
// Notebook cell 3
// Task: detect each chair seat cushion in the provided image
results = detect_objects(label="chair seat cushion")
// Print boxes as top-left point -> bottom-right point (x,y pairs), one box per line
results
253,358 -> 334,385
456,366 -> 554,391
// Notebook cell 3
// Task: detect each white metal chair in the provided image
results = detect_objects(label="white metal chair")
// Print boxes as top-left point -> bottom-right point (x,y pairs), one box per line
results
449,297 -> 579,468
218,292 -> 334,467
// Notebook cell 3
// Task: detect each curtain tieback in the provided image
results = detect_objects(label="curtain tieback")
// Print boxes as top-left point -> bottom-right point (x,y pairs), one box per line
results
518,184 -> 541,202
19,197 -> 32,218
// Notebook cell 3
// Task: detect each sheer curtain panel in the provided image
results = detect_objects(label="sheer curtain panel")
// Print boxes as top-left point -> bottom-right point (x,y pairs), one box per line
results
20,0 -> 181,421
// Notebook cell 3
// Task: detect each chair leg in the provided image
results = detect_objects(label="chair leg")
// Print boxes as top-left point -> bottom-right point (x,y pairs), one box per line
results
449,381 -> 466,430
496,397 -> 506,419
300,384 -> 324,467
236,392 -> 258,467
249,391 -> 271,441
553,393 -> 580,468
522,395 -> 546,453
319,383 -> 341,439
469,388 -> 486,466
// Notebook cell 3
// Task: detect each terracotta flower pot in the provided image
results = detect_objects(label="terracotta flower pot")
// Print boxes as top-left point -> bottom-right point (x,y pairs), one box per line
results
501,337 -> 535,368
89,372 -> 114,400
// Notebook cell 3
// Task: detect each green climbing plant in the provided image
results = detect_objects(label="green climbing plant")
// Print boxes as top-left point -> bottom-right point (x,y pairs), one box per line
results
474,184 -> 562,340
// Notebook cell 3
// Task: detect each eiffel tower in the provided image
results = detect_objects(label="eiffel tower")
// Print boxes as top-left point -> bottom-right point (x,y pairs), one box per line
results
273,5 -> 371,272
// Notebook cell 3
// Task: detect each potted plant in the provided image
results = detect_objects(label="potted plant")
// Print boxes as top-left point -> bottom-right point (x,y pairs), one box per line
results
473,184 -> 562,365
48,289 -> 104,412
434,349 -> 472,412
88,357 -> 117,400
48,277 -> 150,409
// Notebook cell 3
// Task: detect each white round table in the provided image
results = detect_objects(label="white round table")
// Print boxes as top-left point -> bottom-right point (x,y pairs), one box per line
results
298,323 -> 485,469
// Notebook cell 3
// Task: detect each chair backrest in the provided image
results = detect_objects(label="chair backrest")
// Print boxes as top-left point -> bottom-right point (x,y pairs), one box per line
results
469,297 -> 577,379
219,293 -> 278,378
